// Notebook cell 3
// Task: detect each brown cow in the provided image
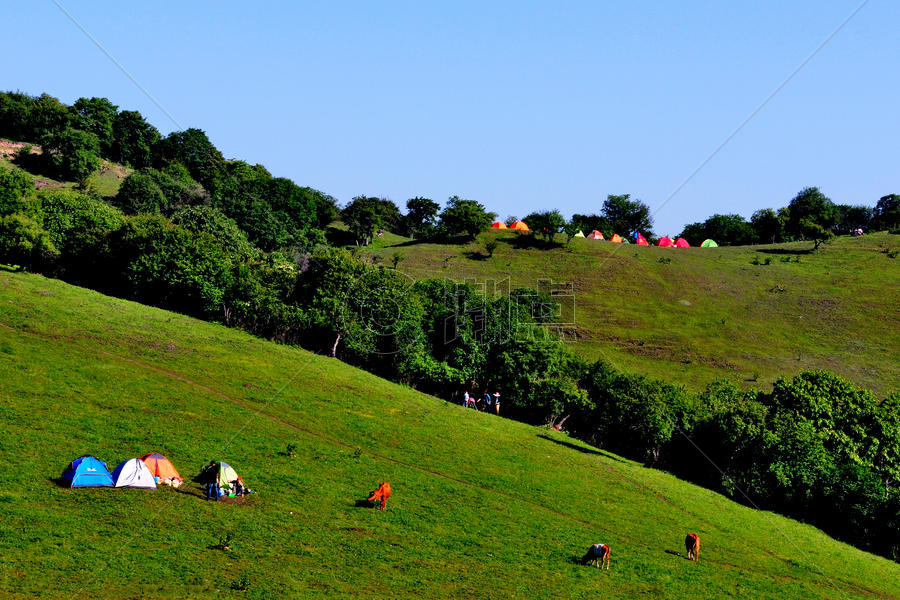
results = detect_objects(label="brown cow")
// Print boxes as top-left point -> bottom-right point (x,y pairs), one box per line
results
367,481 -> 391,511
581,543 -> 611,570
685,533 -> 700,561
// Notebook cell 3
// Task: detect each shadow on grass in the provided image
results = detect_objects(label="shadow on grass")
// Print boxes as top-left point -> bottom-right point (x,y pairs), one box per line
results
537,434 -> 628,463
385,234 -> 473,248
354,499 -> 376,509
173,486 -> 208,500
48,477 -> 68,488
664,549 -> 689,560
497,236 -> 562,251
756,248 -> 813,255
463,250 -> 489,261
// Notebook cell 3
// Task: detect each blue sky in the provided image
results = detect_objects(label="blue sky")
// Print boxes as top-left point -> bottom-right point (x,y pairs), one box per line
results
3,1 -> 897,235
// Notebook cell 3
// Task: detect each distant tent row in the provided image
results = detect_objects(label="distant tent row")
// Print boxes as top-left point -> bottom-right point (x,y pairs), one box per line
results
491,221 -> 530,231
62,453 -> 183,489
491,223 -> 718,248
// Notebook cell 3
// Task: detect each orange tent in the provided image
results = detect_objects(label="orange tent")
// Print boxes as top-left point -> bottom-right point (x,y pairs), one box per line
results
491,221 -> 508,229
610,234 -> 623,243
511,221 -> 530,231
586,230 -> 604,240
139,452 -> 182,481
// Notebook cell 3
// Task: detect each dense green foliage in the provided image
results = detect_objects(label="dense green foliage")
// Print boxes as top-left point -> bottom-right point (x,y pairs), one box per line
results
438,195 -> 496,240
4,272 -> 899,599
2,88 -> 898,565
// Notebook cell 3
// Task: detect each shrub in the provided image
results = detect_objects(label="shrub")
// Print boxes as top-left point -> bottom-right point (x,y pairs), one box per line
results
0,213 -> 58,270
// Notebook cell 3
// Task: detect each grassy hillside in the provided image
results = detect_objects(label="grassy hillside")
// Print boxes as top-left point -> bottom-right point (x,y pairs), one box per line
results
1,272 -> 897,599
365,230 -> 900,396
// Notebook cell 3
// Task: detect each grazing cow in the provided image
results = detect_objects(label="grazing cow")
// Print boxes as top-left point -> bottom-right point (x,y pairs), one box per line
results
581,543 -> 611,570
367,482 -> 391,511
685,533 -> 700,561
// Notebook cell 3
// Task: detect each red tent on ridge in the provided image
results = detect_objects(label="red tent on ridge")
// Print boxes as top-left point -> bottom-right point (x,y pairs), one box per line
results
586,230 -> 604,240
635,233 -> 649,246
491,221 -> 508,229
675,237 -> 691,248
657,236 -> 674,247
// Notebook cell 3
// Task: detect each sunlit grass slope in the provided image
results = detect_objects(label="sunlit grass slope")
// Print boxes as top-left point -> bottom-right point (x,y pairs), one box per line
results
367,231 -> 900,395
0,272 -> 898,599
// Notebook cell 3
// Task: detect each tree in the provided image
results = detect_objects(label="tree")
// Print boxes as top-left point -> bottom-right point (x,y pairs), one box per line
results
523,210 -> 565,243
833,205 -> 873,236
571,213 -> 612,238
172,205 -> 253,258
29,93 -> 72,140
40,127 -> 101,184
112,110 -> 160,168
438,196 -> 496,240
798,218 -> 834,251
601,194 -> 653,237
153,128 -> 225,196
873,194 -> 899,230
402,197 -> 440,238
562,220 -> 581,247
786,187 -> 836,237
681,214 -> 755,246
70,97 -> 118,156
0,167 -> 36,215
116,170 -> 168,215
0,213 -> 58,270
342,196 -> 383,246
751,208 -> 783,244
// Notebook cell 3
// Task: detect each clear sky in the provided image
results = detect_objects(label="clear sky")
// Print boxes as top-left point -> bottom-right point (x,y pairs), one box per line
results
3,1 -> 897,235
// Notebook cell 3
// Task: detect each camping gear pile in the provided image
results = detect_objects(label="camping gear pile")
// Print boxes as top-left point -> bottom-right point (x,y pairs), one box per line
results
194,461 -> 251,501
60,453 -> 248,500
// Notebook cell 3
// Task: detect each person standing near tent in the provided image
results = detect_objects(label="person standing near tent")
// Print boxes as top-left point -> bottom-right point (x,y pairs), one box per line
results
484,391 -> 492,412
463,391 -> 469,407
493,392 -> 500,415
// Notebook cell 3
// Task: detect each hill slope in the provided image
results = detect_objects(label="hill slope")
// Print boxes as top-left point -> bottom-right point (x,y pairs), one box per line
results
1,272 -> 897,599
366,230 -> 900,395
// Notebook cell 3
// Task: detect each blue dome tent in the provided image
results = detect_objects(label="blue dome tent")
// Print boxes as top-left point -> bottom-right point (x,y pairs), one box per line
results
62,456 -> 114,488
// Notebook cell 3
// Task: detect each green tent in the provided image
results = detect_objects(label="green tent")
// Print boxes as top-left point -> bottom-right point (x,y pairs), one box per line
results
574,230 -> 585,238
700,239 -> 718,248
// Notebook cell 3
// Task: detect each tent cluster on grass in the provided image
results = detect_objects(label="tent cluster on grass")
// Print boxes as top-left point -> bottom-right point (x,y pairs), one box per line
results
62,452 -> 184,490
491,221 -> 531,231
491,223 -> 717,248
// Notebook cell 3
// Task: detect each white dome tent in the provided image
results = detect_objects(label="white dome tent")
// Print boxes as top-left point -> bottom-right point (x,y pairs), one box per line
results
111,458 -> 157,489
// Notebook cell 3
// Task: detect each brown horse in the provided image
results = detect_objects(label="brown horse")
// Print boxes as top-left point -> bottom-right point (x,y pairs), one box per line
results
367,482 -> 391,511
581,543 -> 611,570
685,533 -> 700,561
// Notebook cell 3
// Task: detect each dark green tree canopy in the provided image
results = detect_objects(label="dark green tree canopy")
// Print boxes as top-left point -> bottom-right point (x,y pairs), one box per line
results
40,127 -> 101,184
402,197 -> 440,238
874,194 -> 899,230
70,97 -> 118,156
571,213 -> 613,238
786,187 -> 836,237
439,195 -> 496,240
601,194 -> 653,237
342,196 -> 383,246
523,210 -> 565,243
680,214 -> 755,246
751,208 -> 783,244
153,128 -> 225,197
112,110 -> 160,168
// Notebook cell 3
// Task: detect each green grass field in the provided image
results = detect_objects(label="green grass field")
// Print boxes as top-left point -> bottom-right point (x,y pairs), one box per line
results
365,230 -> 900,396
1,272 -> 897,599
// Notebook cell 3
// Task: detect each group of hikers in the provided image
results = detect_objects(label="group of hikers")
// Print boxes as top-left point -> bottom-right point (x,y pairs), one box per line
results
462,390 -> 500,414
